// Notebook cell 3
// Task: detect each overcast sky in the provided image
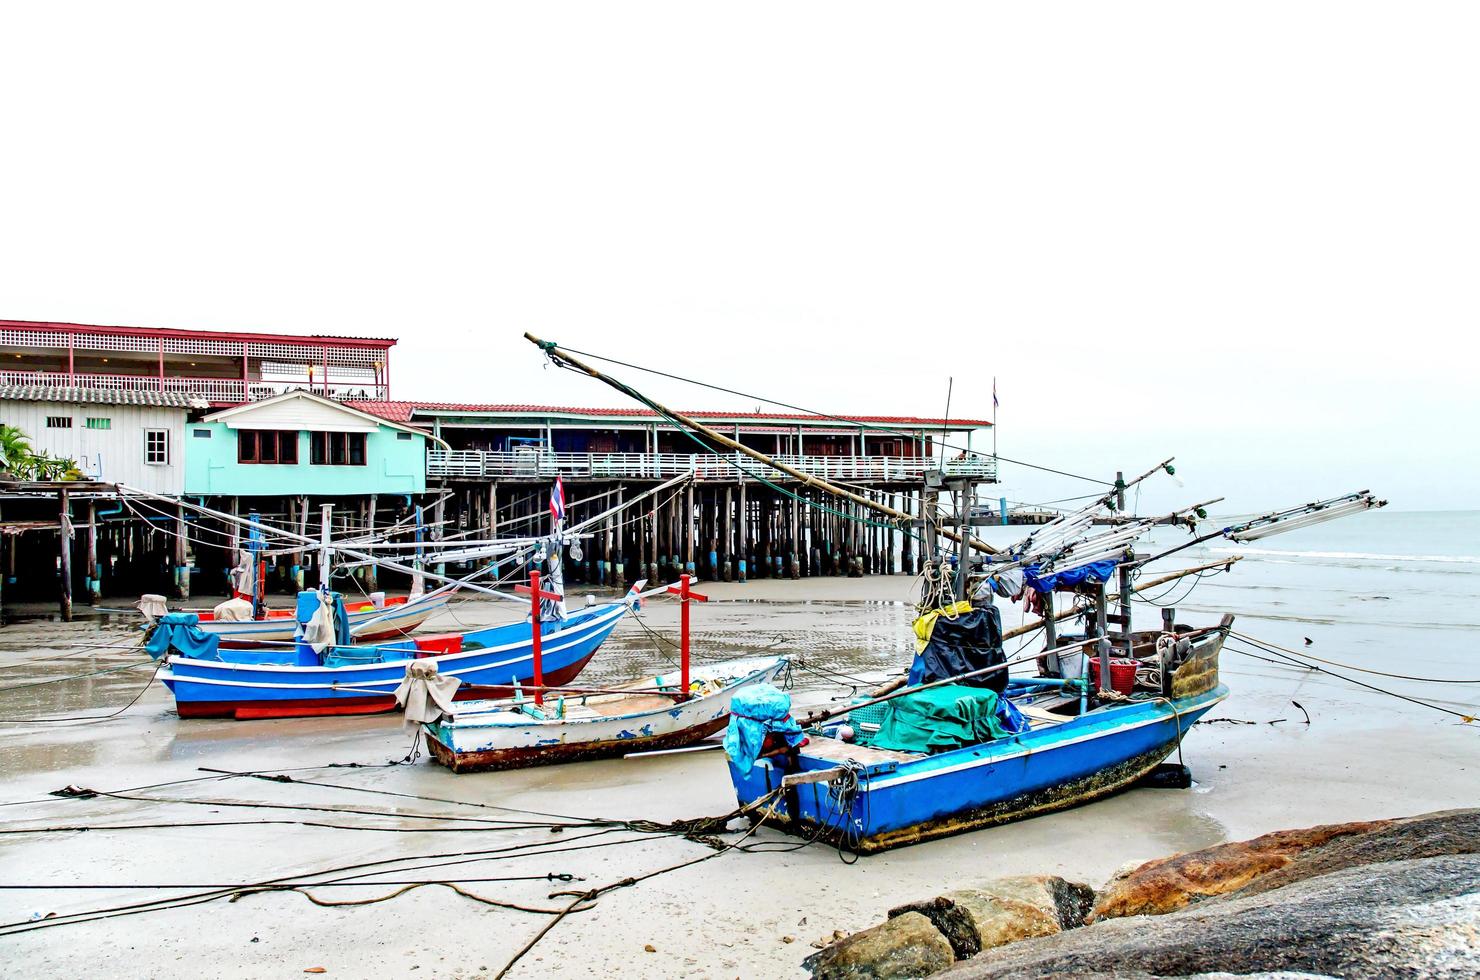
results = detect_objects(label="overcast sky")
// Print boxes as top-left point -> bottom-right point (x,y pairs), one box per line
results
2,3 -> 1475,512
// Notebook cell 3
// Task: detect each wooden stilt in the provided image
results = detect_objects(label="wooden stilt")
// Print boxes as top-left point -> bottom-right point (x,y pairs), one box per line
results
174,502 -> 190,600
86,500 -> 100,603
58,488 -> 73,621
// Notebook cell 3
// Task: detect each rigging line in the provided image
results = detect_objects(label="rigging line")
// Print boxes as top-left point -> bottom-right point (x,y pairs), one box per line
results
1230,631 -> 1480,686
0,661 -> 165,724
557,344 -> 1117,486
1223,640 -> 1477,723
493,790 -> 784,979
0,659 -> 155,693
0,873 -> 575,890
0,828 -> 639,936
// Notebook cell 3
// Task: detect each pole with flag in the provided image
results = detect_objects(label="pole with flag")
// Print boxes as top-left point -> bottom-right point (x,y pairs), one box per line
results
549,475 -> 566,532
992,376 -> 999,462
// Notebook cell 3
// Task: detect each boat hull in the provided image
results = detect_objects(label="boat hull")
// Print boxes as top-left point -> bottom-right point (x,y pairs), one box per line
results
159,600 -> 631,720
424,659 -> 788,773
732,684 -> 1229,854
185,595 -> 448,648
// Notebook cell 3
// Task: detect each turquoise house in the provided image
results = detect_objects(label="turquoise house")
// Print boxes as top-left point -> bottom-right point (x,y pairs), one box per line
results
184,391 -> 444,497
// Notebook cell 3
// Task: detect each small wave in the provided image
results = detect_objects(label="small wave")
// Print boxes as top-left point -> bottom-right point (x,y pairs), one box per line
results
1210,547 -> 1480,565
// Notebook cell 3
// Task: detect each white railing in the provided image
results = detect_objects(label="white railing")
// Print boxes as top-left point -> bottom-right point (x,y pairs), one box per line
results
426,450 -> 997,483
0,370 -> 389,404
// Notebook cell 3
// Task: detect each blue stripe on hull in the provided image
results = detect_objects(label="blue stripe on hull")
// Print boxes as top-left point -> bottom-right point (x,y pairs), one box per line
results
731,686 -> 1228,851
161,603 -> 629,709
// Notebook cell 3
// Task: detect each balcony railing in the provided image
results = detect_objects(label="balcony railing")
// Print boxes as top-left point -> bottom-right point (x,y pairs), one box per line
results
426,450 -> 997,483
0,370 -> 389,404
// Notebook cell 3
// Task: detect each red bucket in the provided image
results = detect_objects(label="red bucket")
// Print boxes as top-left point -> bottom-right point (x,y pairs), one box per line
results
1089,656 -> 1139,695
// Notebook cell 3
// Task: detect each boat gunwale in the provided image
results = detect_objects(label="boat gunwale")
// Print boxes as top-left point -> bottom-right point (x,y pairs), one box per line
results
430,658 -> 787,733
162,599 -> 632,676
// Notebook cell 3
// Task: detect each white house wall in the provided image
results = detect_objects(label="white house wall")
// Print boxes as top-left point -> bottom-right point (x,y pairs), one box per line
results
1,400 -> 187,494
211,395 -> 379,433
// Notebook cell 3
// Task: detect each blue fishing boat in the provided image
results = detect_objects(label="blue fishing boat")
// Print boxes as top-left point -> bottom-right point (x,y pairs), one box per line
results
725,617 -> 1231,853
153,584 -> 645,719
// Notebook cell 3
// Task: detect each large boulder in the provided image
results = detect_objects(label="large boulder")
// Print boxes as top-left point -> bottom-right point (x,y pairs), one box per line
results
888,876 -> 1095,958
1093,810 -> 1480,921
803,910 -> 956,980
937,853 -> 1480,979
1092,819 -> 1392,920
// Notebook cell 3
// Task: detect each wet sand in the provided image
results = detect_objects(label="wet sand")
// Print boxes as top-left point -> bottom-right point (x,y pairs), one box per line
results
1,568 -> 1476,979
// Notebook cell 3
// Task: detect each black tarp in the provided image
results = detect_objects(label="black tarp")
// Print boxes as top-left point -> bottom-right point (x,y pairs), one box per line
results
907,605 -> 1008,694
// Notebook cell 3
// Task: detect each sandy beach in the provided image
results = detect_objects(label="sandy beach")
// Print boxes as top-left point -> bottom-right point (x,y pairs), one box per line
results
2,518 -> 1477,978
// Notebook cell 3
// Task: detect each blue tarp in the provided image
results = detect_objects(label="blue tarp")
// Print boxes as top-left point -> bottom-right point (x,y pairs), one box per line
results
724,683 -> 806,775
145,613 -> 221,662
1022,559 -> 1120,594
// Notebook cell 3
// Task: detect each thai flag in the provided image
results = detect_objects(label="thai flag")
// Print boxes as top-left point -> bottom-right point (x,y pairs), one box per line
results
993,377 -> 999,411
550,476 -> 566,527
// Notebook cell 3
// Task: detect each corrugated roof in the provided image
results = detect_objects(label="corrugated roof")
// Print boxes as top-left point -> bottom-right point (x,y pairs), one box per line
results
0,319 -> 397,349
344,400 -> 990,429
0,385 -> 205,408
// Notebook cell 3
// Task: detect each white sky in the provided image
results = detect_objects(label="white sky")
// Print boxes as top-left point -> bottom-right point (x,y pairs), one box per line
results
2,3 -> 1475,512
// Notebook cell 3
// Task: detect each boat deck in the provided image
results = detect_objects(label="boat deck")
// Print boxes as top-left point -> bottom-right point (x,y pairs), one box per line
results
802,735 -> 923,766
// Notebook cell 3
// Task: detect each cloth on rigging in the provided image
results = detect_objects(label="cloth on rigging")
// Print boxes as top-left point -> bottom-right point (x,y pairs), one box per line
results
724,683 -> 806,775
144,613 -> 221,662
295,590 -> 351,653
907,604 -> 1008,695
1023,559 -> 1119,594
394,659 -> 462,729
540,537 -> 568,622
136,594 -> 169,626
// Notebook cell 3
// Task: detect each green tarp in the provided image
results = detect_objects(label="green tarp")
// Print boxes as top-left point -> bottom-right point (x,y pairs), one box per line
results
864,684 -> 1013,755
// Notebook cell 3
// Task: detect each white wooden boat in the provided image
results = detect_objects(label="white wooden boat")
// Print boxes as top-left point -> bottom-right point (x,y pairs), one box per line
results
423,657 -> 789,773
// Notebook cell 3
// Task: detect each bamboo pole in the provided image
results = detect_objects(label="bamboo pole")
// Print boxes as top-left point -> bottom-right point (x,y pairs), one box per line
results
525,333 -> 1000,557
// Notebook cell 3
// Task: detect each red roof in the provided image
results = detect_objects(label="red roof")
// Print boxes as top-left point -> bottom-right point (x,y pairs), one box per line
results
345,400 -> 989,428
0,319 -> 397,350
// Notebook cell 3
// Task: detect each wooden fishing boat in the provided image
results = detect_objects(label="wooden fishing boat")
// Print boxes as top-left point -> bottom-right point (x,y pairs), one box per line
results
155,583 -> 644,719
727,618 -> 1230,853
176,592 -> 447,647
424,656 -> 789,773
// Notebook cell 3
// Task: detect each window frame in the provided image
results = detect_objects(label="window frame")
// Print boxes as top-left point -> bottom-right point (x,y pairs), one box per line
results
144,429 -> 170,466
310,431 -> 367,466
237,430 -> 299,465
45,416 -> 72,429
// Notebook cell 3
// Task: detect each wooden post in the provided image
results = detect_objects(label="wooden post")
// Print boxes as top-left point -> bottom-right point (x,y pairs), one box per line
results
293,496 -> 308,590
1095,582 -> 1112,696
721,485 -> 733,581
685,479 -> 695,575
613,484 -> 625,583
86,500 -> 100,603
737,479 -> 748,582
432,491 -> 446,579
174,502 -> 189,600
1115,470 -> 1133,642
515,571 -> 562,706
365,495 -> 378,592
667,574 -> 708,699
319,503 -> 333,590
58,489 -> 73,621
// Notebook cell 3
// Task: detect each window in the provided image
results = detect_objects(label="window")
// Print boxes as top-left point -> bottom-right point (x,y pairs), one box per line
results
144,429 -> 169,465
237,430 -> 299,464
310,431 -> 366,466
396,432 -> 413,441
85,417 -> 111,430
46,416 -> 71,429
193,428 -> 212,439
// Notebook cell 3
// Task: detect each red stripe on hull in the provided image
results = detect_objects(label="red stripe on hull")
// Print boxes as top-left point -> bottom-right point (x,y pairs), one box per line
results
173,654 -> 597,721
